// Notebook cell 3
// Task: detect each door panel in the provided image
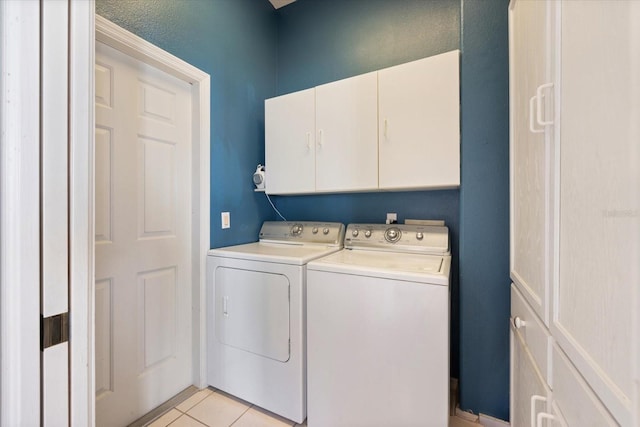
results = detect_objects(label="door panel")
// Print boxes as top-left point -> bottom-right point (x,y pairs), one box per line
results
315,72 -> 378,192
265,89 -> 316,194
215,267 -> 290,362
509,0 -> 551,325
378,51 -> 460,190
554,2 -> 638,423
510,326 -> 548,427
95,41 -> 193,427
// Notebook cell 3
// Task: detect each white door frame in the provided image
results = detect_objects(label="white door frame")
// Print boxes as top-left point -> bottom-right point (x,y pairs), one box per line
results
89,10 -> 211,411
0,1 -> 42,425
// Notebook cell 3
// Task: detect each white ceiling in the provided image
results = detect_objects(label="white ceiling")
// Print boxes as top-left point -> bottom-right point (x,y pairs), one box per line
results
269,0 -> 297,9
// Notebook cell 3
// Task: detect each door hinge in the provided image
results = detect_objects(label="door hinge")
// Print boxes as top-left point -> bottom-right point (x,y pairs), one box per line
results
41,312 -> 69,350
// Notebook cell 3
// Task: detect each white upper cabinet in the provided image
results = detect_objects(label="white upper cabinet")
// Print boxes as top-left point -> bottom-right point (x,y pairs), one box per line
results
264,50 -> 460,195
378,50 -> 460,190
265,88 -> 315,195
315,72 -> 378,192
509,0 -> 552,327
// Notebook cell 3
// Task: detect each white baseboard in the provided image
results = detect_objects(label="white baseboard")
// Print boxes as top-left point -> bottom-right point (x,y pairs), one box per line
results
479,413 -> 510,427
455,408 -> 479,422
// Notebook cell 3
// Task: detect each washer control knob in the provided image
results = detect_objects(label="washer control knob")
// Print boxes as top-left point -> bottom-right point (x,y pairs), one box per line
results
364,230 -> 372,238
352,229 -> 359,237
312,227 -> 319,234
323,228 -> 330,235
416,232 -> 424,240
384,227 -> 401,243
291,224 -> 303,236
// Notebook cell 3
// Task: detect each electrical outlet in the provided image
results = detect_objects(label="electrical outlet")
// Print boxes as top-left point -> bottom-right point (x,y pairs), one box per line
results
386,213 -> 397,224
221,212 -> 230,229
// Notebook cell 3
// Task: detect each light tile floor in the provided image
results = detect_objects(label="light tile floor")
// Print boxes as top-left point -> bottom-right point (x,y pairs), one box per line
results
145,387 -> 483,427
146,388 -> 306,427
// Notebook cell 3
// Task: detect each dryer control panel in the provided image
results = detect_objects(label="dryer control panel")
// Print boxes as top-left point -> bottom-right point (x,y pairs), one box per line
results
345,223 -> 450,255
259,221 -> 345,246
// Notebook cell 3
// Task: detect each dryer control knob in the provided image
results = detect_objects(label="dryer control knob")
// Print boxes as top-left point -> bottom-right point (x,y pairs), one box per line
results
416,232 -> 424,240
364,230 -> 372,238
384,227 -> 401,243
291,224 -> 303,236
312,227 -> 319,234
323,228 -> 330,235
352,229 -> 359,237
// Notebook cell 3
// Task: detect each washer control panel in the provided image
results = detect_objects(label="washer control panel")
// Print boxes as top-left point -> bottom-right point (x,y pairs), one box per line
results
259,221 -> 345,246
344,223 -> 449,255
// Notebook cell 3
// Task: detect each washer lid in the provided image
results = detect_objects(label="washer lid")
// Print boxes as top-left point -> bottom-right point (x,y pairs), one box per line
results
308,249 -> 451,285
208,242 -> 343,265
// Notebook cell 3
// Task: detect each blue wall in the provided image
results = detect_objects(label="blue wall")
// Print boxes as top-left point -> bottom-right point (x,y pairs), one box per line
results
459,0 -> 510,419
96,0 -> 277,248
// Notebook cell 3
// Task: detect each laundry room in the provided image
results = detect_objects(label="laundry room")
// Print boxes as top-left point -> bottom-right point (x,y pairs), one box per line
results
5,0 -> 632,425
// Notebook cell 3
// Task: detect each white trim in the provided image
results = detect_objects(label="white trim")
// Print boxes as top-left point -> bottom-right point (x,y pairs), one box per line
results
70,1 -> 96,426
94,15 -> 211,390
0,1 -> 41,425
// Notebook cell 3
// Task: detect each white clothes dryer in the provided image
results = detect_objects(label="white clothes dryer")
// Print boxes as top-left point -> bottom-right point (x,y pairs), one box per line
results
306,223 -> 451,427
207,221 -> 345,423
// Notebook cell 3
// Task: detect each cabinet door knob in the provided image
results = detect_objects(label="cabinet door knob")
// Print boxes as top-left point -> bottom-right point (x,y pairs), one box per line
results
513,316 -> 526,329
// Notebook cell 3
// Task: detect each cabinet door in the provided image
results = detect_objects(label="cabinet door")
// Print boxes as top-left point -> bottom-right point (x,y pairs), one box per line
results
265,88 -> 315,194
315,72 -> 378,192
553,2 -> 639,425
551,344 -> 618,426
511,323 -> 549,427
378,50 -> 459,190
509,0 -> 552,325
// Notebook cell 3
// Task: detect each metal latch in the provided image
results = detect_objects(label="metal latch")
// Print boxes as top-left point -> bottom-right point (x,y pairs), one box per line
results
41,312 -> 69,350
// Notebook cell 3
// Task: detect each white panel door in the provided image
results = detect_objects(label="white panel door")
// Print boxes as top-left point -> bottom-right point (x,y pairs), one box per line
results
315,72 -> 378,192
553,2 -> 639,425
509,0 -> 552,325
378,50 -> 460,190
95,42 -> 193,427
265,88 -> 315,194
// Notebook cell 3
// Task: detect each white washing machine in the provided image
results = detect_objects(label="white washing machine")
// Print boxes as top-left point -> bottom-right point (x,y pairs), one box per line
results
306,223 -> 451,427
207,221 -> 345,423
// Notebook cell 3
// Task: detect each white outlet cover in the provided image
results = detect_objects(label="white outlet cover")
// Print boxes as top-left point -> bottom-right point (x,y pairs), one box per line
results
221,212 -> 230,229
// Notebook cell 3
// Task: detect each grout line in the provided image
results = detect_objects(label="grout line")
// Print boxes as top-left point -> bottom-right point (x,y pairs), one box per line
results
228,404 -> 253,426
130,385 -> 199,427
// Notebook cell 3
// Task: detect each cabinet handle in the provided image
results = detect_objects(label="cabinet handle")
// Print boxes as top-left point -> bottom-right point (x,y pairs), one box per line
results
223,296 -> 229,316
536,83 -> 554,126
306,132 -> 311,151
530,395 -> 547,427
513,316 -> 526,329
384,119 -> 388,139
317,129 -> 323,148
537,412 -> 556,427
529,96 -> 544,134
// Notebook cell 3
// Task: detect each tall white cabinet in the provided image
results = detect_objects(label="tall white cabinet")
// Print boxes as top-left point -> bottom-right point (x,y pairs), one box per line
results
510,1 -> 639,426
